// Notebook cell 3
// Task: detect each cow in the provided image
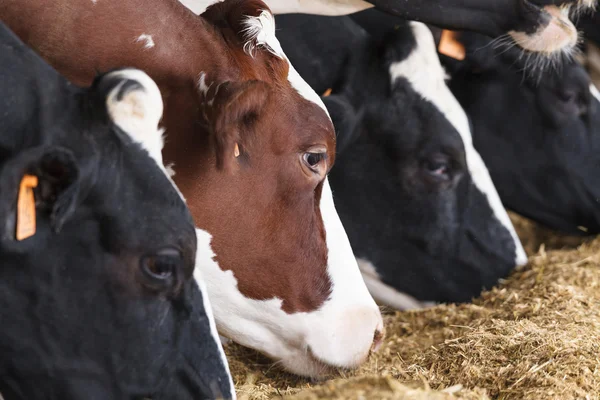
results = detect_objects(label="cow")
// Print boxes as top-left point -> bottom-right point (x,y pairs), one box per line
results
0,0 -> 384,378
274,13 -> 528,309
180,0 -> 597,58
578,9 -> 600,45
0,22 -> 234,399
438,32 -> 600,236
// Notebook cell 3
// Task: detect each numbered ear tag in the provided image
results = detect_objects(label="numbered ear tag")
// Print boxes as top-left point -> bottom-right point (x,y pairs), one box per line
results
16,174 -> 38,241
439,30 -> 466,61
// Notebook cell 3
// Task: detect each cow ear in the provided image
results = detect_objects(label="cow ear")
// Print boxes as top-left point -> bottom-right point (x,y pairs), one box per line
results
203,80 -> 270,171
0,146 -> 80,243
99,69 -> 165,166
322,94 -> 363,155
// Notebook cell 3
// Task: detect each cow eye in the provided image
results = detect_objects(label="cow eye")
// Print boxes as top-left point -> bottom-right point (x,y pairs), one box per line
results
304,152 -> 325,168
302,149 -> 327,175
422,154 -> 451,181
140,248 -> 182,289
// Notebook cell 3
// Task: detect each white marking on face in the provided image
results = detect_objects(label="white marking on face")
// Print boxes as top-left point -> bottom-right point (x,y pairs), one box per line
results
357,259 -> 436,310
195,181 -> 383,378
591,83 -> 600,103
135,34 -> 155,49
389,22 -> 527,266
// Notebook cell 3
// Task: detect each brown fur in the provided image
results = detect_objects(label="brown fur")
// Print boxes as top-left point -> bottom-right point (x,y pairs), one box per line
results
0,0 -> 335,312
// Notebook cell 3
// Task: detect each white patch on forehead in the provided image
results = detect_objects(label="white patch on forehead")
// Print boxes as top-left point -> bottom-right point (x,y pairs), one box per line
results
389,22 -> 527,266
242,10 -> 329,115
357,258 -> 436,310
135,34 -> 155,49
591,83 -> 600,103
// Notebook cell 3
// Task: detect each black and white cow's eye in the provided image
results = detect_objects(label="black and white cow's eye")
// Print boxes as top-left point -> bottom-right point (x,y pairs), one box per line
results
303,151 -> 327,173
140,248 -> 182,287
423,155 -> 451,181
559,90 -> 577,103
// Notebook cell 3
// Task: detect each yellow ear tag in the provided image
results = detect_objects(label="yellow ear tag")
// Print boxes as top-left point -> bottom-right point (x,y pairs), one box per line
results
16,174 -> 38,241
438,30 -> 466,61
322,88 -> 332,97
234,143 -> 240,158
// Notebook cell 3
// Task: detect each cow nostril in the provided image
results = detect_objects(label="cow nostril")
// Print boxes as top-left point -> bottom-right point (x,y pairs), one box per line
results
371,328 -> 384,353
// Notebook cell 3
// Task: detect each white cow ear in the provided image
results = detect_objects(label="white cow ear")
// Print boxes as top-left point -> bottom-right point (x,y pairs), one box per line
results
104,69 -> 165,165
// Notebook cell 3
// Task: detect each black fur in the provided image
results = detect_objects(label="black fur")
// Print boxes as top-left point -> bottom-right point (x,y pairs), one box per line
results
442,31 -> 600,235
0,22 -> 232,399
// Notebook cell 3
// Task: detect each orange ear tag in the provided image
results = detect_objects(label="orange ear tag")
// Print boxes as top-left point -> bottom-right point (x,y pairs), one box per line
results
322,88 -> 332,97
16,174 -> 38,241
438,30 -> 466,61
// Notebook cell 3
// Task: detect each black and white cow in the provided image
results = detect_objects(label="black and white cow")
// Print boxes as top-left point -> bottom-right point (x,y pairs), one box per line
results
181,0 -> 596,58
275,14 -> 527,309
0,22 -> 234,399
440,32 -> 600,236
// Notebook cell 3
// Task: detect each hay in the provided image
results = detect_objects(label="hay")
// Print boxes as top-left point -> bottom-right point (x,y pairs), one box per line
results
226,217 -> 600,400
507,211 -> 590,256
285,376 -> 489,400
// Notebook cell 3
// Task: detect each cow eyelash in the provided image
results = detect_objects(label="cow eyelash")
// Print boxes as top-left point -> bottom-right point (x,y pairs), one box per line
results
303,152 -> 326,171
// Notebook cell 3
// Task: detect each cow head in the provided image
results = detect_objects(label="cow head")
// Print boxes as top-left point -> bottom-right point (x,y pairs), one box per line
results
442,31 -> 600,236
0,23 -> 233,399
162,0 -> 383,377
324,22 -> 528,308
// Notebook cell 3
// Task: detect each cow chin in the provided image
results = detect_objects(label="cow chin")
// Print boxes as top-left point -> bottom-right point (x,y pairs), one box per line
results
194,181 -> 384,378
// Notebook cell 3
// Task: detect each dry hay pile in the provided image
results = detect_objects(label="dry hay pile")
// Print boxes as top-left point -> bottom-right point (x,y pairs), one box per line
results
225,214 -> 600,399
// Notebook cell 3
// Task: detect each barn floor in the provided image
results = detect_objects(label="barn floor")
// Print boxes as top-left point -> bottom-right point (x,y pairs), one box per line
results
224,212 -> 600,399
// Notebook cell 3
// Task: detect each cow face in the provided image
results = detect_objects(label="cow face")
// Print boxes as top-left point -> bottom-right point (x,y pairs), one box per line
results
168,2 -> 384,378
444,32 -> 600,235
0,25 -> 233,399
324,22 -> 527,309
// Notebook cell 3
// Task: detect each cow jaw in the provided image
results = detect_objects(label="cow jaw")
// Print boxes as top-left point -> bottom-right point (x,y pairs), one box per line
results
194,179 -> 383,378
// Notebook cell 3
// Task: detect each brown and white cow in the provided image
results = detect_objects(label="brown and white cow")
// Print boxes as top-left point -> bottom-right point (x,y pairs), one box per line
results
182,0 -> 597,59
0,0 -> 383,377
